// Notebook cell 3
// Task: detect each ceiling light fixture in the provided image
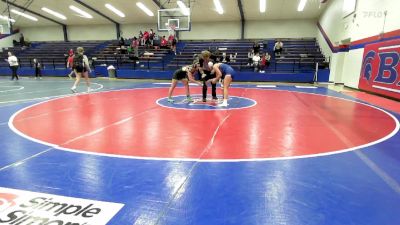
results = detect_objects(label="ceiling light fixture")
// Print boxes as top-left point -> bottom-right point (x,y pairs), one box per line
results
41,7 -> 67,20
297,0 -> 308,11
213,0 -> 223,15
11,9 -> 38,21
177,1 -> 190,16
136,2 -> 154,16
260,0 -> 266,13
69,5 -> 93,19
105,3 -> 125,18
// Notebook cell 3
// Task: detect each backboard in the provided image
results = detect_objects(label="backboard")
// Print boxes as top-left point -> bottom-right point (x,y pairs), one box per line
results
158,8 -> 191,31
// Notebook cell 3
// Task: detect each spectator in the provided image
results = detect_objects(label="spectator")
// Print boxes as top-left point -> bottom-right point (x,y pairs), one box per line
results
66,49 -> 75,79
143,30 -> 150,47
274,39 -> 284,56
19,34 -> 25,46
221,52 -> 230,63
171,37 -> 177,55
252,52 -> 261,72
260,53 -> 271,73
139,31 -> 144,45
131,37 -> 139,58
6,52 -> 19,80
119,36 -> 125,47
149,29 -> 154,46
160,36 -> 168,49
247,49 -> 254,66
33,58 -> 42,79
253,41 -> 261,54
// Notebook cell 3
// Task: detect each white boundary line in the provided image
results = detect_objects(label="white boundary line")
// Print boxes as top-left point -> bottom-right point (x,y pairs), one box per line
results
0,86 -> 24,93
372,85 -> 400,94
7,86 -> 400,162
0,83 -> 103,105
295,86 -> 318,89
256,85 -> 277,88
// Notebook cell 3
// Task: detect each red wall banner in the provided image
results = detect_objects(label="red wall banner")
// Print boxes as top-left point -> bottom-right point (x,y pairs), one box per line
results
359,39 -> 400,100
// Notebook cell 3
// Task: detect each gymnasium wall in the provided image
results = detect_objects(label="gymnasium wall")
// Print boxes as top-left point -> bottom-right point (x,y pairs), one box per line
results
17,19 -> 317,41
18,26 -> 64,41
245,19 -> 317,39
68,24 -> 116,41
317,0 -> 400,89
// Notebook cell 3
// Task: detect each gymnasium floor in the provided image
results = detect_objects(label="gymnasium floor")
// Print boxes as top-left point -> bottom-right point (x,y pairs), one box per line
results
0,77 -> 399,225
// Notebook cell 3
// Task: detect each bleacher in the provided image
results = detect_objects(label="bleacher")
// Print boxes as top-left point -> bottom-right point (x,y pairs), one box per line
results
273,38 -> 326,72
167,38 -> 326,73
91,40 -> 172,70
1,41 -> 104,69
168,40 -> 259,71
0,38 -> 327,75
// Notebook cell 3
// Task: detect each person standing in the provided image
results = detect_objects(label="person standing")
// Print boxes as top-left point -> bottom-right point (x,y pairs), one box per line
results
71,47 -> 91,93
66,49 -> 75,79
33,58 -> 42,79
199,50 -> 218,102
211,63 -> 235,107
7,52 -> 19,80
167,64 -> 201,103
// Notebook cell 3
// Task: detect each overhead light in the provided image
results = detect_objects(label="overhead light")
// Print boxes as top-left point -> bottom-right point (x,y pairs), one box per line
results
41,7 -> 67,20
11,9 -> 38,21
177,1 -> 190,16
213,0 -> 223,14
297,0 -> 307,11
136,2 -> 154,17
69,5 -> 93,19
0,15 -> 15,23
105,3 -> 125,18
260,0 -> 266,13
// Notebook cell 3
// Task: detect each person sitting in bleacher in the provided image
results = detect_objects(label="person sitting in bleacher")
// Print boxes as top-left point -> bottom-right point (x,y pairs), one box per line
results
221,52 -> 230,63
260,52 -> 271,73
274,39 -> 284,57
131,37 -> 139,59
19,34 -> 25,47
119,36 -> 125,47
247,49 -> 254,66
160,36 -> 168,49
153,34 -> 160,49
139,31 -> 144,46
252,52 -> 261,72
253,41 -> 261,54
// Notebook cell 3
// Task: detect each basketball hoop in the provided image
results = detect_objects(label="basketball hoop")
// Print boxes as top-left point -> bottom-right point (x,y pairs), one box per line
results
168,24 -> 176,37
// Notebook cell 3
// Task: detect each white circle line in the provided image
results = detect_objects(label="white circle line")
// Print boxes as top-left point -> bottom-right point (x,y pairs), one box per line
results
155,95 -> 257,111
7,86 -> 400,162
0,83 -> 103,105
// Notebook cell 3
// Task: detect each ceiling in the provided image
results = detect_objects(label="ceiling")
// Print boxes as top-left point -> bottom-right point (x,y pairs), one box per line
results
0,0 -> 328,27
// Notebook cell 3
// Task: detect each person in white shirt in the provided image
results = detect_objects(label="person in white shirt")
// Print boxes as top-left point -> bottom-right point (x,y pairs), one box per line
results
71,47 -> 92,93
7,52 -> 19,80
252,53 -> 261,72
274,40 -> 284,56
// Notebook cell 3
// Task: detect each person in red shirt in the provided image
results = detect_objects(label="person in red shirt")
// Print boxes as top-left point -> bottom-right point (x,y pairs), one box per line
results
66,49 -> 75,79
143,30 -> 149,47
160,36 -> 168,49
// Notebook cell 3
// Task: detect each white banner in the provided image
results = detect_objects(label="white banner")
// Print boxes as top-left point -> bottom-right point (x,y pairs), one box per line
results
0,187 -> 124,225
